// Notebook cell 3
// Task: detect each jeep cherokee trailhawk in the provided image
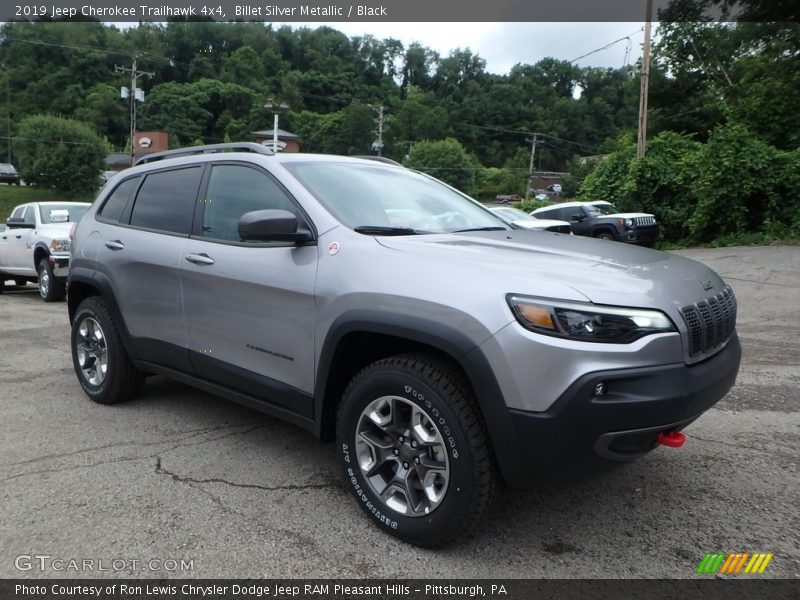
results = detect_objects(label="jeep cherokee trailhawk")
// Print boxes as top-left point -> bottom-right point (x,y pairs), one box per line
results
67,143 -> 740,546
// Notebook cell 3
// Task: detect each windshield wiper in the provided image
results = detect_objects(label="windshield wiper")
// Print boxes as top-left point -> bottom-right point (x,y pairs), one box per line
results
354,226 -> 420,236
452,226 -> 508,233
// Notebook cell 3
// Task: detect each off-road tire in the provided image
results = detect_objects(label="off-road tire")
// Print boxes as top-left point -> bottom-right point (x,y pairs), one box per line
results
71,296 -> 143,405
336,353 -> 496,547
37,257 -> 65,302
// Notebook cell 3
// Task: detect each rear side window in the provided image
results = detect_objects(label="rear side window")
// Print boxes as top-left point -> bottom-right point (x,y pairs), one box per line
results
130,167 -> 202,234
537,208 -> 557,220
99,177 -> 140,222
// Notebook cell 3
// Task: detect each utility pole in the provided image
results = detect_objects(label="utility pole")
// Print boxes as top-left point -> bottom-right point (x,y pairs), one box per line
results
524,132 -> 538,201
116,57 -> 154,166
4,65 -> 10,163
371,106 -> 385,156
637,0 -> 653,158
264,99 -> 289,153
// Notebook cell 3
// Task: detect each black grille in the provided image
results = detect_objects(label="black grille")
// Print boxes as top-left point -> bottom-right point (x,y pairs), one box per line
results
680,285 -> 737,357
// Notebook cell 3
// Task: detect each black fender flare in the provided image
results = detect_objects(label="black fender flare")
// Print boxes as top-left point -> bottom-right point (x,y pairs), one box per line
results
315,310 -> 531,487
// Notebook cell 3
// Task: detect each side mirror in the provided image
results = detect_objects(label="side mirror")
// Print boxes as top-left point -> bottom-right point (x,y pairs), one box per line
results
571,214 -> 584,223
6,217 -> 35,229
238,209 -> 313,243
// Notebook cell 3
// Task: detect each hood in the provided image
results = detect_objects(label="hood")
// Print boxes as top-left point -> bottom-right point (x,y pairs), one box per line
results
37,222 -> 73,238
598,212 -> 654,219
375,230 -> 723,312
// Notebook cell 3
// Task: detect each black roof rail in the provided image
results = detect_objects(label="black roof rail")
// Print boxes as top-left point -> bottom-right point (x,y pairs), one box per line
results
134,142 -> 274,166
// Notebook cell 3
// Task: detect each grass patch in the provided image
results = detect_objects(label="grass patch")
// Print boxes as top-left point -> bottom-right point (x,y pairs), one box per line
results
0,185 -> 94,220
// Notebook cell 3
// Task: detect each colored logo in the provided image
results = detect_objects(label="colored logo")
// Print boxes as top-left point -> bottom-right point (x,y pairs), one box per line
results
696,552 -> 774,574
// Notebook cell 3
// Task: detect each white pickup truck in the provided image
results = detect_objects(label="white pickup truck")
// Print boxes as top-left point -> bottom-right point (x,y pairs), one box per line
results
0,202 -> 90,301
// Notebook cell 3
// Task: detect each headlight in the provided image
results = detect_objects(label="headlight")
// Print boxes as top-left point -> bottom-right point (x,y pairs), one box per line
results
624,218 -> 634,227
507,295 -> 675,343
50,238 -> 70,252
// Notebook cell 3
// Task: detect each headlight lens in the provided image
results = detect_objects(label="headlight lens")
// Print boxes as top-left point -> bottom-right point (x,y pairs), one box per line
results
507,295 -> 675,343
624,218 -> 634,227
50,238 -> 70,252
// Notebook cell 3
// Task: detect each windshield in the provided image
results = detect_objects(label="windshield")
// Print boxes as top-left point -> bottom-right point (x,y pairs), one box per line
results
494,207 -> 531,221
39,204 -> 89,224
586,202 -> 620,216
283,162 -> 510,234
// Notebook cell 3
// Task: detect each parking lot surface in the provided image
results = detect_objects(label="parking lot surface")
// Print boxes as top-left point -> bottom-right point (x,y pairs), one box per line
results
0,245 -> 798,578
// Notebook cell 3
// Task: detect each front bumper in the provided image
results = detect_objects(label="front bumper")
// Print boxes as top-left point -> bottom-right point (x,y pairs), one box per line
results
49,254 -> 70,278
498,333 -> 741,486
624,226 -> 659,245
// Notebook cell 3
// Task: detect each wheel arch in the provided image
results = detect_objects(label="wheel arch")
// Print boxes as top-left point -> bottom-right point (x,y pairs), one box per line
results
68,269 -> 135,355
315,312 -> 530,486
33,243 -> 50,269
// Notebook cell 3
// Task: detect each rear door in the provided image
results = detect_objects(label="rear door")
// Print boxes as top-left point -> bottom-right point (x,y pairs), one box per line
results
93,166 -> 203,371
180,162 -> 318,417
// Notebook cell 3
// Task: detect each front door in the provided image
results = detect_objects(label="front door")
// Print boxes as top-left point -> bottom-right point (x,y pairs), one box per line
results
180,162 -> 317,417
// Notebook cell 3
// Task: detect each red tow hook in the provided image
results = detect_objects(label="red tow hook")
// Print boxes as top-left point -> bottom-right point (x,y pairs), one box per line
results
656,430 -> 687,448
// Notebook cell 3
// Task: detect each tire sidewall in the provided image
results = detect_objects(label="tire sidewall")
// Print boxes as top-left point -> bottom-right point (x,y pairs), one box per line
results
71,300 -> 115,402
337,363 -> 477,545
37,259 -> 52,301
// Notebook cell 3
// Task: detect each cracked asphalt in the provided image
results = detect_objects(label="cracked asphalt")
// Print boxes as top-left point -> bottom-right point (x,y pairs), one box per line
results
0,245 -> 798,579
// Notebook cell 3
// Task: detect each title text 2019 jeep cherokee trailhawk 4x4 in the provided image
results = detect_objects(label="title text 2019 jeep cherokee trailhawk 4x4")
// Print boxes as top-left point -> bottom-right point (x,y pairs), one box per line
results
67,143 -> 741,546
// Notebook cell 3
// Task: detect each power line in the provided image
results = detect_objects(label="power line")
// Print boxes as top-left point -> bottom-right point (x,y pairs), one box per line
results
569,27 -> 644,64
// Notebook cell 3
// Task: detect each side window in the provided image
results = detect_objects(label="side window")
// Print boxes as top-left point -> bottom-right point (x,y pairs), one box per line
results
22,206 -> 35,224
11,206 -> 24,219
129,167 -> 203,235
537,209 -> 556,220
98,177 -> 140,222
563,207 -> 584,222
200,164 -> 298,242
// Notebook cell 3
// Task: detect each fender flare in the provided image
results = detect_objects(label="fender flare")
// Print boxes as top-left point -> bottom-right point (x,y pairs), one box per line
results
316,310 -> 531,487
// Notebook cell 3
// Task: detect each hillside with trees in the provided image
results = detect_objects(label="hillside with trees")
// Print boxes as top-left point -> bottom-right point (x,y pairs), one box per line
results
0,7 -> 797,244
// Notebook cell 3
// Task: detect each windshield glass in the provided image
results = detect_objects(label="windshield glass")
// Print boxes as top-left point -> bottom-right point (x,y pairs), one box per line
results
39,204 -> 89,224
283,162 -> 510,234
494,207 -> 531,221
586,202 -> 620,216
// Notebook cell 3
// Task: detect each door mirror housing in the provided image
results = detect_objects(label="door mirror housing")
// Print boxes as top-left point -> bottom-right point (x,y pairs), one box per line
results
6,217 -> 35,229
238,209 -> 313,243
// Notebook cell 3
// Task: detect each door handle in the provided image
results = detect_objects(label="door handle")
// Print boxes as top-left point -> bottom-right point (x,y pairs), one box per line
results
15,235 -> 22,239
104,240 -> 125,250
185,253 -> 215,266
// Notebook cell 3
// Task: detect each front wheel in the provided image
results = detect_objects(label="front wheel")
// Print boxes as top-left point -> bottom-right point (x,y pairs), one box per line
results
71,296 -> 143,404
336,354 -> 496,547
37,258 -> 65,302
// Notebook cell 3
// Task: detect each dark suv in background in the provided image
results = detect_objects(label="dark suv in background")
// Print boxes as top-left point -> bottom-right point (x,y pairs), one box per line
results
532,200 -> 659,247
0,163 -> 20,185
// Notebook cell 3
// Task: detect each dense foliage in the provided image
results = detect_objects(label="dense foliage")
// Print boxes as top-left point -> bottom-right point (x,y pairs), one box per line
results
0,11 -> 797,243
13,115 -> 106,194
0,20 -> 638,179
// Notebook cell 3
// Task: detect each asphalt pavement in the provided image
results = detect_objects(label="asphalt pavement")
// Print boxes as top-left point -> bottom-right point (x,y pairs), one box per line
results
0,245 -> 797,579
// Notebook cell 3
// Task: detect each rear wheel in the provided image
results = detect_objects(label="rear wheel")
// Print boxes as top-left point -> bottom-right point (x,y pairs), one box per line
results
336,353 -> 496,547
37,258 -> 65,302
71,296 -> 143,404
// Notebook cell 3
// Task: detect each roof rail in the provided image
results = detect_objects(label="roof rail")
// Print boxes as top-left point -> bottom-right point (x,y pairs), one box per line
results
351,155 -> 404,167
134,142 -> 274,166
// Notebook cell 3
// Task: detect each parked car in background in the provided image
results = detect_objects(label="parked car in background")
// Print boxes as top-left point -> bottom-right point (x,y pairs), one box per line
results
0,201 -> 90,300
532,200 -> 659,247
490,207 -> 572,234
0,163 -> 21,185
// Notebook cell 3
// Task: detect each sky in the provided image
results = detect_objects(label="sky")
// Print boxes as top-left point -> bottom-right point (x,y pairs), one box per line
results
293,22 -> 649,73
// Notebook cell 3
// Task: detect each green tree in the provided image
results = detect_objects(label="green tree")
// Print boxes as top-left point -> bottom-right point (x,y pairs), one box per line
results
13,115 -> 106,194
404,138 -> 475,193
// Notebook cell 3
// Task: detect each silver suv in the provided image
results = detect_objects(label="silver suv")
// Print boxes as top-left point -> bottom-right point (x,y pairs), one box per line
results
67,143 -> 741,546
